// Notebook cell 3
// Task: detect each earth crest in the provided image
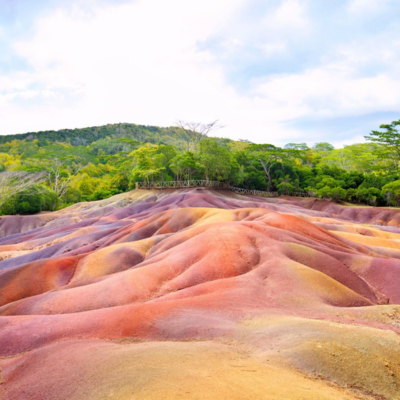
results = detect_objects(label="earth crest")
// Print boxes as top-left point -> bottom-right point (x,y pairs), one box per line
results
0,188 -> 400,399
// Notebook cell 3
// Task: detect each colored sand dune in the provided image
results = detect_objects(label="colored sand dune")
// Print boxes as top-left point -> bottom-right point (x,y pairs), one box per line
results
1,189 -> 400,399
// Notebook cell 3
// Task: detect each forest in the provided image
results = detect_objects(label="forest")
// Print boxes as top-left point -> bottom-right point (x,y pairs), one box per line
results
1,120 -> 400,216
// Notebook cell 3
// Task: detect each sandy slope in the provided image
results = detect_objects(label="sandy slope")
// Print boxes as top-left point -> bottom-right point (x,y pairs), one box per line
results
1,188 -> 400,399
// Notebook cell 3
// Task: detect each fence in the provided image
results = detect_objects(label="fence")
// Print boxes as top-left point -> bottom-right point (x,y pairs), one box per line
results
136,180 -> 225,189
135,180 -> 319,198
291,191 -> 318,198
136,180 -> 279,197
227,186 -> 279,197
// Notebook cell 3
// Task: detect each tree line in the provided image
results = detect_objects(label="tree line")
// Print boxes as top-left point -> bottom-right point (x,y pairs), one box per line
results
1,119 -> 400,216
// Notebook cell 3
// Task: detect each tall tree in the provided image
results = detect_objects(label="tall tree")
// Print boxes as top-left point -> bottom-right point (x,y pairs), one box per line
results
365,119 -> 400,170
284,143 -> 309,151
170,120 -> 223,152
199,139 -> 231,182
247,144 -> 288,191
47,158 -> 81,199
130,144 -> 165,184
169,152 -> 199,180
0,171 -> 45,209
313,142 -> 335,152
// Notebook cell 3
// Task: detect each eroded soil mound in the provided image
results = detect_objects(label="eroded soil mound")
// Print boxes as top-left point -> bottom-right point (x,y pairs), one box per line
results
1,189 -> 400,399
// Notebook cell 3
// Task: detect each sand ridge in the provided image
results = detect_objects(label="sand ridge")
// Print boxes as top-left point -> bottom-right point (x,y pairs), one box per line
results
1,189 -> 400,399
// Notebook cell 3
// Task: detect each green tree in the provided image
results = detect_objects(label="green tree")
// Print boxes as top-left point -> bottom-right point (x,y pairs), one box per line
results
46,158 -> 81,199
234,150 -> 266,190
110,172 -> 129,192
284,143 -> 309,151
15,187 -> 44,214
129,144 -> 165,184
365,120 -> 400,170
169,152 -> 200,180
314,142 -> 334,152
170,120 -> 222,152
356,187 -> 383,206
199,139 -> 231,182
277,175 -> 296,195
62,187 -> 82,205
75,174 -> 97,197
317,186 -> 346,202
247,144 -> 288,191
0,171 -> 45,209
382,180 -> 400,206
40,186 -> 59,211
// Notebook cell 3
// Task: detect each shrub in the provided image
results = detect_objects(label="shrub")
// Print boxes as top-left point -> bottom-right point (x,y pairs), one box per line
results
0,196 -> 16,215
62,187 -> 81,205
15,188 -> 43,214
382,180 -> 400,206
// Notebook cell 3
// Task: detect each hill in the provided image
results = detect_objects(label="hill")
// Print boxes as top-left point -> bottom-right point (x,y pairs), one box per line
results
0,123 -> 180,146
0,189 -> 400,399
0,122 -> 239,148
0,119 -> 400,216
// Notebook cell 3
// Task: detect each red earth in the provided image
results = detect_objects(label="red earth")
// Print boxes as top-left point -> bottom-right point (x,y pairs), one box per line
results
0,189 -> 400,399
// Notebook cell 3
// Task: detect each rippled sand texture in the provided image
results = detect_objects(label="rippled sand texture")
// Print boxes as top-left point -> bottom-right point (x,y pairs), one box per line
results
1,189 -> 400,399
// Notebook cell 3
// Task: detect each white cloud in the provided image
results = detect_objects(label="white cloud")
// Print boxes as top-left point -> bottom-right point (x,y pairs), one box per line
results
331,135 -> 367,149
347,0 -> 393,15
0,0 -> 307,144
258,41 -> 287,56
269,0 -> 309,30
254,68 -> 400,117
0,0 -> 398,147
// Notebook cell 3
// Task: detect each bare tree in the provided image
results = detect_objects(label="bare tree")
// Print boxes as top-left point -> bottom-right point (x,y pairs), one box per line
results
47,158 -> 81,198
170,120 -> 223,152
0,171 -> 46,209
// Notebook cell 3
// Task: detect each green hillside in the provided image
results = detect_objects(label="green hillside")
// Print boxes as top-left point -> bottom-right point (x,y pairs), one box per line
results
0,123 -> 182,146
0,120 -> 400,216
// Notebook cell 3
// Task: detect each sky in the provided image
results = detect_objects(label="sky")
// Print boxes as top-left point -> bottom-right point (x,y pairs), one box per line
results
0,0 -> 399,147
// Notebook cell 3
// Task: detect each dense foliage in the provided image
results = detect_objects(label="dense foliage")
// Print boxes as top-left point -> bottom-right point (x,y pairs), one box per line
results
1,120 -> 400,215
